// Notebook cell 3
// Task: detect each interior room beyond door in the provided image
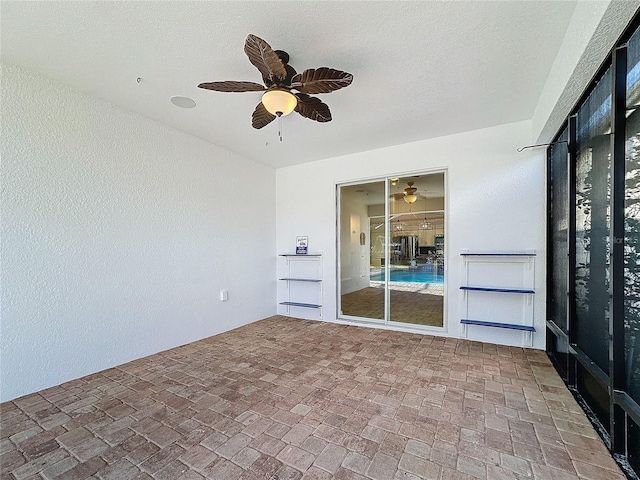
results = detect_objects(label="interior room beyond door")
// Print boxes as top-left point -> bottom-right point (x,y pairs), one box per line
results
339,174 -> 445,328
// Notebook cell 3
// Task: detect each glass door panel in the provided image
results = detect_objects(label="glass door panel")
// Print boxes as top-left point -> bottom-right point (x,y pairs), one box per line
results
339,181 -> 385,320
388,175 -> 445,327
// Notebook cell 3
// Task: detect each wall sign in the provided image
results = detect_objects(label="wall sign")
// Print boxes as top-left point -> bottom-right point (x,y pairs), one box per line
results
296,236 -> 308,255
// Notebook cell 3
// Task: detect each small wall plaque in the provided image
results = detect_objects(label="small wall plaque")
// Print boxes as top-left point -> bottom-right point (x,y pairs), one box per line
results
296,236 -> 308,255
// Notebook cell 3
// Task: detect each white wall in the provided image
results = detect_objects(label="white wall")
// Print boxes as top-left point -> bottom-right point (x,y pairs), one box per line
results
1,64 -> 276,402
339,189 -> 371,295
276,120 -> 547,349
533,0 -> 640,143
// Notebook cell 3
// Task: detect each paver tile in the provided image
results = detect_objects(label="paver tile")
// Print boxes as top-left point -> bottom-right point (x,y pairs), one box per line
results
313,443 -> 347,474
0,316 -> 625,480
276,445 -> 315,472
366,451 -> 399,480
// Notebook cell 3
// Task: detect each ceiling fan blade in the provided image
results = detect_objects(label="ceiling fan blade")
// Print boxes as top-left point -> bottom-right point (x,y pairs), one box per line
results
252,102 -> 276,129
244,34 -> 287,85
198,81 -> 266,92
294,93 -> 332,123
290,68 -> 353,94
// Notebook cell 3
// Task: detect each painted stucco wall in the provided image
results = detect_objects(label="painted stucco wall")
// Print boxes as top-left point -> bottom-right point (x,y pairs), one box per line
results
1,64 -> 276,402
533,0 -> 640,143
276,120 -> 546,349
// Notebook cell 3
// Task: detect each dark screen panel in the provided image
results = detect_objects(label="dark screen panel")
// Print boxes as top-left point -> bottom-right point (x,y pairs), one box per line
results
575,67 -> 612,375
577,364 -> 610,431
547,19 -> 640,479
628,24 -> 640,109
547,335 -> 569,380
629,416 -> 640,475
550,129 -> 569,333
626,26 -> 640,404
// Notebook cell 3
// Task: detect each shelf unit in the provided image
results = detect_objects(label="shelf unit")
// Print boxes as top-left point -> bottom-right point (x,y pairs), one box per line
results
279,254 -> 322,316
460,251 -> 536,346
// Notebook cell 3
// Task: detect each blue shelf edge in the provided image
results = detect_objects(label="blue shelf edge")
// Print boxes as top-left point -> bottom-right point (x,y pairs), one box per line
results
280,301 -> 322,308
279,278 -> 322,282
460,252 -> 536,256
460,286 -> 535,294
461,319 -> 535,332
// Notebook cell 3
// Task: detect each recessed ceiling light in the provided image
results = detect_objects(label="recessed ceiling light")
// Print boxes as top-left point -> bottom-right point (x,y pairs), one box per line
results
170,96 -> 196,108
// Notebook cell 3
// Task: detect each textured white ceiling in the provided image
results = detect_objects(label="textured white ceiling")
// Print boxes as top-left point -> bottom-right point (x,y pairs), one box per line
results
1,1 -> 578,168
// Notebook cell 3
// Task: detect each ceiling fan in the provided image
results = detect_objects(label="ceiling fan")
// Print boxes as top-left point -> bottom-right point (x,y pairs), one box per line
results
390,182 -> 421,204
198,34 -> 353,129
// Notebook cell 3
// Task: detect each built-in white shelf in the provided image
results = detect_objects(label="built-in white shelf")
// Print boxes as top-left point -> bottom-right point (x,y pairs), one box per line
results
280,301 -> 322,309
279,254 -> 323,317
460,319 -> 535,332
279,278 -> 322,282
460,251 -> 536,346
460,286 -> 535,294
460,251 -> 536,257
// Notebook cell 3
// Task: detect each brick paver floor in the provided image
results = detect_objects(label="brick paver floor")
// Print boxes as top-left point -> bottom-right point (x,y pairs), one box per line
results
0,316 -> 625,479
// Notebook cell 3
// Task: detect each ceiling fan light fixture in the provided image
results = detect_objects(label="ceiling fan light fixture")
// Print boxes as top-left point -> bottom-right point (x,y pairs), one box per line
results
198,35 -> 352,129
261,89 -> 297,116
403,181 -> 418,203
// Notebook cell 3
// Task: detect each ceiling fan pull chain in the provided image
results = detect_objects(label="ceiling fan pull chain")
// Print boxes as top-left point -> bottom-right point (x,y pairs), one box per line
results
278,116 -> 283,142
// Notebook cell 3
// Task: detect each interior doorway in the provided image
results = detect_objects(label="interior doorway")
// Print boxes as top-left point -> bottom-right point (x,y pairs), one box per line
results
338,173 -> 445,328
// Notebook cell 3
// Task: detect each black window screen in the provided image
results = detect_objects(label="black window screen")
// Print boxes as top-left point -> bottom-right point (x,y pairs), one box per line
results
626,26 -> 640,405
575,67 -> 612,375
550,129 -> 569,333
546,17 -> 640,476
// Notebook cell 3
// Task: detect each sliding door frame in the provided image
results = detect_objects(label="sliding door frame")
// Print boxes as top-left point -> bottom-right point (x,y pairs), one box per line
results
336,169 -> 448,331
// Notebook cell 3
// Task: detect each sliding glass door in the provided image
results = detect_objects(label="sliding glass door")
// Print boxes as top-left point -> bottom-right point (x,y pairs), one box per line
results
338,173 -> 445,328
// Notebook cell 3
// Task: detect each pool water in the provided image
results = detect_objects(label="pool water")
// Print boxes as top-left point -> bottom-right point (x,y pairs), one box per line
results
370,268 -> 444,284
